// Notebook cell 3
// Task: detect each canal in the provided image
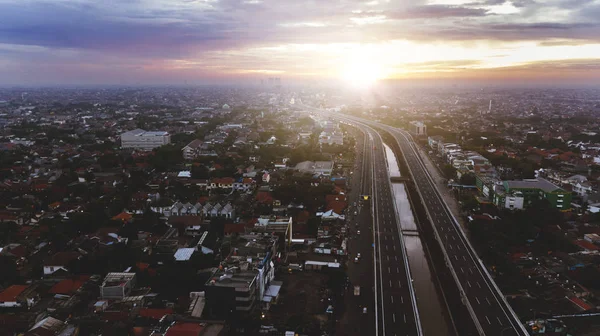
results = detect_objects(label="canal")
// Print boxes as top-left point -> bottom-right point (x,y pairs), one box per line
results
383,143 -> 452,336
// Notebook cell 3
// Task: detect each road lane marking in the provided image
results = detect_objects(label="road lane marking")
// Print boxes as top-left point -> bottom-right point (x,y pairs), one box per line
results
404,314 -> 406,323
391,296 -> 394,303
401,296 -> 404,303
467,281 -> 471,288
393,314 -> 396,323
475,297 -> 480,305
398,280 -> 402,287
485,316 -> 491,325
486,297 -> 491,305
397,267 -> 400,273
389,280 -> 392,287
388,267 -> 390,273
497,317 -> 503,326
460,267 -> 464,274
476,282 -> 481,288
387,255 -> 389,261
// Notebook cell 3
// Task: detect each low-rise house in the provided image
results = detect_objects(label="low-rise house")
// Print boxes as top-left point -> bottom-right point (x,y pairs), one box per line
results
0,285 -> 38,308
100,273 -> 137,299
44,251 -> 81,276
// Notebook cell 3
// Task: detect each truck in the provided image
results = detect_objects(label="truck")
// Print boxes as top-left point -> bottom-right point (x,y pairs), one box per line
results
354,286 -> 360,296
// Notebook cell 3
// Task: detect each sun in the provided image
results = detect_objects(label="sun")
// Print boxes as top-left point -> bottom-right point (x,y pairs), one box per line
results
341,60 -> 385,89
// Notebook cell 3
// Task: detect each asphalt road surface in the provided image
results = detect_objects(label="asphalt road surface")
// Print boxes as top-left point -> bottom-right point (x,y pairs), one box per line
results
343,124 -> 421,336
308,104 -> 528,336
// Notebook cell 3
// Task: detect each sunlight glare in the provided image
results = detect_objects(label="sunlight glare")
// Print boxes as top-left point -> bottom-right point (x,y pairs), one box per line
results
341,59 -> 384,89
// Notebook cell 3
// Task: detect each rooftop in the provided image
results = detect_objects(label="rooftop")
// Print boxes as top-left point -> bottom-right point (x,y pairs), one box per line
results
505,178 -> 562,193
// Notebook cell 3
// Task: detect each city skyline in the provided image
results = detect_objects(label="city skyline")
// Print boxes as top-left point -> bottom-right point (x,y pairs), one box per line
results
1,0 -> 599,86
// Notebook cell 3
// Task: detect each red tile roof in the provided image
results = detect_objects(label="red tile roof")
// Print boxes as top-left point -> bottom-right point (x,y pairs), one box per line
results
165,322 -> 204,336
568,296 -> 592,311
574,239 -> 599,251
224,223 -> 245,234
49,276 -> 90,295
112,212 -> 133,222
0,285 -> 28,302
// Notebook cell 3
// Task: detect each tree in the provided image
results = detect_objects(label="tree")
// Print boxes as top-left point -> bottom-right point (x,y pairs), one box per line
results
459,173 -> 476,186
441,164 -> 457,180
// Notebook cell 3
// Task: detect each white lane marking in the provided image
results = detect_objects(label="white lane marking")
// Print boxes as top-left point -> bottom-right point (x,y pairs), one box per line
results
393,313 -> 396,323
486,297 -> 491,305
476,282 -> 481,289
460,267 -> 464,274
454,255 -> 458,261
463,256 -> 466,261
475,297 -> 480,305
398,280 -> 402,288
467,281 -> 471,288
391,296 -> 394,304
469,268 -> 473,274
387,255 -> 389,261
388,266 -> 390,273
386,245 -> 388,251
497,317 -> 503,326
397,267 -> 400,273
393,245 -> 396,251
389,280 -> 392,287
404,314 -> 406,323
485,316 -> 491,325
395,256 -> 398,261
401,296 -> 404,304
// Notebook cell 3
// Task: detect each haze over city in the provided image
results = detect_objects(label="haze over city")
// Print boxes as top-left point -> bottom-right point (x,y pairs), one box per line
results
1,0 -> 600,86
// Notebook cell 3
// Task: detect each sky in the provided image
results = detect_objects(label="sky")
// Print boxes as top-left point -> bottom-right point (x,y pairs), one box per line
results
0,0 -> 599,86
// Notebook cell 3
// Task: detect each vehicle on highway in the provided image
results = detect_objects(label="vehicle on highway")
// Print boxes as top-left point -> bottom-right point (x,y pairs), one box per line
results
354,286 -> 360,296
357,253 -> 361,259
354,257 -> 359,263
362,307 -> 367,314
357,230 -> 361,235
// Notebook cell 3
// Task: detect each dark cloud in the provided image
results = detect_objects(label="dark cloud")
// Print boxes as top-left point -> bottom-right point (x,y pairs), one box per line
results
378,21 -> 600,42
388,5 -> 489,19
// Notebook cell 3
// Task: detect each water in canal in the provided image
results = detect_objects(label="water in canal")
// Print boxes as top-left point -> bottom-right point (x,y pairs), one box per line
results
383,142 -> 452,336
383,143 -> 401,177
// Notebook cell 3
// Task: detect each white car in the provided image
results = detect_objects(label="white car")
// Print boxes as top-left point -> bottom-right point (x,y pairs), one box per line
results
363,307 -> 367,314
357,230 -> 361,235
357,253 -> 361,259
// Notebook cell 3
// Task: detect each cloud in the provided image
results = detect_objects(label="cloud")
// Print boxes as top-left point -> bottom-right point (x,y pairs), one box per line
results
389,5 -> 489,19
0,0 -> 599,85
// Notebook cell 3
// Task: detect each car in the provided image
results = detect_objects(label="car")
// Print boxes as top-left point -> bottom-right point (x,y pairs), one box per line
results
354,257 -> 359,263
357,253 -> 361,259
357,230 -> 361,235
354,211 -> 358,216
363,307 -> 367,314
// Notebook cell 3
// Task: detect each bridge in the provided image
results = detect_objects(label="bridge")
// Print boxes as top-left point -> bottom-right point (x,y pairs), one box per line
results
390,176 -> 411,183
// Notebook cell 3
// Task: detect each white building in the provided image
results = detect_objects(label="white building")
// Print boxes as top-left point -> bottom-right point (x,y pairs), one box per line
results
120,129 -> 170,150
409,121 -> 427,136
